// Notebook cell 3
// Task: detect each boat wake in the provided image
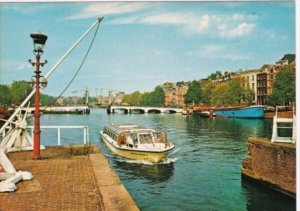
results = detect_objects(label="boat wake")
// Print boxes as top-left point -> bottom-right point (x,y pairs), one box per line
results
104,153 -> 178,165
103,147 -> 181,165
169,147 -> 182,156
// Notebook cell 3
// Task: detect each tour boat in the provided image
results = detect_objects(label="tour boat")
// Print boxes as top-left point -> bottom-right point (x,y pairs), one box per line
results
42,106 -> 90,114
213,105 -> 265,118
198,110 -> 216,118
100,123 -> 175,163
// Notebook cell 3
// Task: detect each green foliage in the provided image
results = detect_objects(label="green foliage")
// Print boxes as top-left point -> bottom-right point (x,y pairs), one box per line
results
227,78 -> 244,104
201,81 -> 216,105
266,64 -> 295,106
184,80 -> 202,105
207,71 -> 222,80
40,94 -> 56,106
141,86 -> 165,106
123,91 -> 142,106
211,83 -> 230,106
11,80 -> 33,104
0,84 -> 12,105
210,78 -> 252,106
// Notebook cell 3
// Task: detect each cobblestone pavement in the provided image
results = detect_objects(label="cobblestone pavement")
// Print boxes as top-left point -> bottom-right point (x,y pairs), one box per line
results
0,146 -> 104,211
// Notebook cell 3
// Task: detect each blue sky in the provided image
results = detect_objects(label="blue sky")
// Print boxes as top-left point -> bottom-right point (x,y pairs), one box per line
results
0,1 -> 296,97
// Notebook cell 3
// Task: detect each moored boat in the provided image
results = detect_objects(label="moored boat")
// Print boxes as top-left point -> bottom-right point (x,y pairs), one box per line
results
42,106 -> 90,114
99,123 -> 175,163
214,105 -> 265,118
198,110 -> 216,118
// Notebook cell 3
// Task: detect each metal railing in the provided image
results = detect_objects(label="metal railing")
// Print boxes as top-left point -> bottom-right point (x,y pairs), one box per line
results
1,125 -> 89,146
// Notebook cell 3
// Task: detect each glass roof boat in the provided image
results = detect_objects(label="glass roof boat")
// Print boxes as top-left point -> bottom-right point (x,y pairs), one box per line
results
100,123 -> 175,163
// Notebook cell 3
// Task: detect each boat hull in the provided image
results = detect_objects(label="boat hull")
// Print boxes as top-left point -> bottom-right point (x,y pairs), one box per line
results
214,106 -> 264,118
100,132 -> 172,163
42,106 -> 90,114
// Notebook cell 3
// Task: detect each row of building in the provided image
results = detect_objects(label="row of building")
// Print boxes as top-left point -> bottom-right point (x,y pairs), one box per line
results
163,54 -> 295,107
61,54 -> 295,107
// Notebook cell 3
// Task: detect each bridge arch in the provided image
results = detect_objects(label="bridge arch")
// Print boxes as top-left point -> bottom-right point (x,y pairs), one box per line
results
113,108 -> 130,114
164,110 -> 177,114
148,109 -> 161,114
108,106 -> 183,114
130,108 -> 145,114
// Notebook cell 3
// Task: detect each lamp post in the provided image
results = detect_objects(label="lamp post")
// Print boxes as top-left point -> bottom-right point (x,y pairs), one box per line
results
29,32 -> 48,159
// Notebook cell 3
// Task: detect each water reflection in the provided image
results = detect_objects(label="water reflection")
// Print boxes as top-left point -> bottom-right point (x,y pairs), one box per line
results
113,160 -> 175,184
241,178 -> 296,210
36,109 -> 292,210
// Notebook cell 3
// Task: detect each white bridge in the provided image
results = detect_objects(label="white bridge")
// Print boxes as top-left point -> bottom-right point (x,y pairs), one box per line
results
108,106 -> 183,114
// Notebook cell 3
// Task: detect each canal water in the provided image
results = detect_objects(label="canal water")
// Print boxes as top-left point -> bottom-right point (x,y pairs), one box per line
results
39,108 -> 295,211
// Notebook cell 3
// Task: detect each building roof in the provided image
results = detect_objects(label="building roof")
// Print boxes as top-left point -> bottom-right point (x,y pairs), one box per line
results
279,54 -> 295,64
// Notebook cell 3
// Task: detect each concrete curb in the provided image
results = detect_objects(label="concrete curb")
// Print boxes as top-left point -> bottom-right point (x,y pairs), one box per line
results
89,150 -> 140,211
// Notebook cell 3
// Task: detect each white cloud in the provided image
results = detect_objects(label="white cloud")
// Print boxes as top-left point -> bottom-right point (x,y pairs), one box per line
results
111,12 -> 256,38
219,22 -> 255,38
67,2 -> 151,20
68,2 -> 256,39
111,12 -> 211,34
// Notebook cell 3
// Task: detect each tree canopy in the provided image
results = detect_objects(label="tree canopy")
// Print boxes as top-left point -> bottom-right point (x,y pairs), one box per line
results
141,86 -> 165,106
10,81 -> 33,105
210,78 -> 253,106
123,91 -> 142,106
0,84 -> 11,105
267,64 -> 295,106
207,71 -> 222,80
184,80 -> 202,105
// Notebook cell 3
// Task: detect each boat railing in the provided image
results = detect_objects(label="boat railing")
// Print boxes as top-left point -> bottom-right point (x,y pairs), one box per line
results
271,106 -> 296,143
1,125 -> 89,146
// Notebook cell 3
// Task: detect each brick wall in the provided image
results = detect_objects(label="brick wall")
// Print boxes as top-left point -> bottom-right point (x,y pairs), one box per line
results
242,138 -> 296,197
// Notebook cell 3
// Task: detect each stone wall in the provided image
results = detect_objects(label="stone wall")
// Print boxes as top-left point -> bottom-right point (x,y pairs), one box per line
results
265,110 -> 294,119
241,137 -> 296,197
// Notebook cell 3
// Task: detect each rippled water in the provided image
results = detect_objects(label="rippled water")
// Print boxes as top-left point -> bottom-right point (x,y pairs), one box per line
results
39,108 -> 295,211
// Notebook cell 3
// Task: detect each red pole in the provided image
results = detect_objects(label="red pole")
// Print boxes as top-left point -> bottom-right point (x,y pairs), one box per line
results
33,54 -> 41,159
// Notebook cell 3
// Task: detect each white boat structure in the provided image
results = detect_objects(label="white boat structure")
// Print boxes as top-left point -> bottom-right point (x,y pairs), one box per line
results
271,106 -> 296,143
42,106 -> 90,114
100,124 -> 175,163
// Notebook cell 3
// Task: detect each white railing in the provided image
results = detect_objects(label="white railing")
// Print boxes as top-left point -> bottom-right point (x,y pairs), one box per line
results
1,125 -> 89,146
271,106 -> 296,143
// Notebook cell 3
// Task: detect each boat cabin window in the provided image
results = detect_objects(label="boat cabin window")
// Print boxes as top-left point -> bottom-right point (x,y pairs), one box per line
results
138,133 -> 153,144
152,132 -> 167,143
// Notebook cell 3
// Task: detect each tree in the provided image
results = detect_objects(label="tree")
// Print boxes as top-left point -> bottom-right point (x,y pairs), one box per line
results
40,94 -> 56,106
211,83 -> 230,106
123,91 -> 142,106
267,64 -> 295,106
151,86 -> 165,106
0,84 -> 12,105
210,78 -> 253,106
140,86 -> 165,107
227,78 -> 244,104
201,81 -> 216,105
11,80 -> 33,105
207,71 -> 222,80
184,80 -> 202,105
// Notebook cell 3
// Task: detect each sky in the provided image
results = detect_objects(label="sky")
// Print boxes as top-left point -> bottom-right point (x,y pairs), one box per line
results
0,1 -> 296,97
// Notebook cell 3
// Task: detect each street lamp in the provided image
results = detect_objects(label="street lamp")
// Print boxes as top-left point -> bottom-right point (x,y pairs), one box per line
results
29,32 -> 48,159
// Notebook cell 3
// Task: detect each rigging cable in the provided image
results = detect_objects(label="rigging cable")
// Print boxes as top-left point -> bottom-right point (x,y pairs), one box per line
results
49,20 -> 101,107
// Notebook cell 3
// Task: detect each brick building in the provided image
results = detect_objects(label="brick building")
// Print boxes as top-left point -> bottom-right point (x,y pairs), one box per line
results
163,82 -> 188,107
209,54 -> 295,105
256,54 -> 295,105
